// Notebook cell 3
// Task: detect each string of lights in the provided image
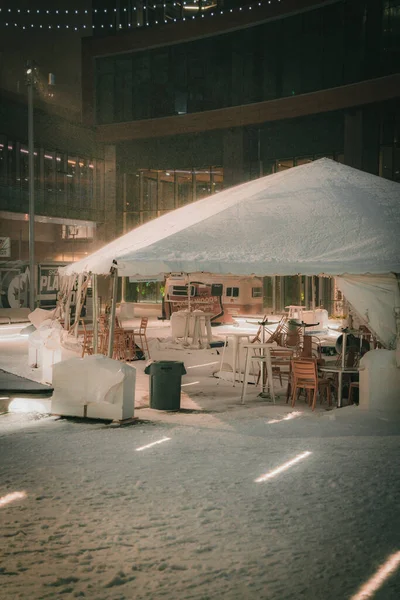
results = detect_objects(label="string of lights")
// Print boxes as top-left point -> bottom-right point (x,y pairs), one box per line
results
0,1 -> 281,30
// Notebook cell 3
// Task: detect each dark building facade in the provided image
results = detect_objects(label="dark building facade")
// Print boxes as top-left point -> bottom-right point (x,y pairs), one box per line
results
81,0 -> 399,307
0,89 -> 117,302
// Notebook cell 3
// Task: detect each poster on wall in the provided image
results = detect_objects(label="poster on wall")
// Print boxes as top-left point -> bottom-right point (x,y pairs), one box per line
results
0,237 -> 11,258
0,263 -> 81,311
38,265 -> 61,308
0,266 -> 29,308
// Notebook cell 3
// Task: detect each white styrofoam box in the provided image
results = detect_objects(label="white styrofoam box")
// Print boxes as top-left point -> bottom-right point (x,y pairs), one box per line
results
42,346 -> 62,385
359,350 -> 400,413
51,354 -> 135,421
28,307 -> 56,329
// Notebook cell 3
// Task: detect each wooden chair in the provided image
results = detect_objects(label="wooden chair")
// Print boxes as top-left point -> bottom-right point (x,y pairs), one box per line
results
133,317 -> 150,359
112,327 -> 129,361
348,381 -> 359,405
291,358 -> 332,411
80,320 -> 94,358
250,315 -> 271,344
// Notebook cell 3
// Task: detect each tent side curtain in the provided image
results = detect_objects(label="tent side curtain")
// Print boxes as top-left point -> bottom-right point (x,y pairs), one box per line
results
336,273 -> 400,349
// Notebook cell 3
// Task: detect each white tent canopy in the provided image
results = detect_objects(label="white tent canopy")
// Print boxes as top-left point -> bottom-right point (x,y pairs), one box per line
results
60,158 -> 400,348
61,158 -> 400,278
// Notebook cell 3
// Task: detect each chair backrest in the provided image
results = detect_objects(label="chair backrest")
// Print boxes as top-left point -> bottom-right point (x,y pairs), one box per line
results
291,358 -> 318,386
265,317 -> 288,345
270,348 -> 294,361
250,315 -> 268,344
309,336 -> 322,358
139,317 -> 148,333
335,348 -> 360,368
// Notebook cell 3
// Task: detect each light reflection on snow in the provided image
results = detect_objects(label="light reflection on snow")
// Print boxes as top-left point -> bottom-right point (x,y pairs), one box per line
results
350,550 -> 400,600
136,437 -> 171,452
186,361 -> 219,369
181,381 -> 200,387
0,491 -> 27,507
267,411 -> 302,424
9,398 -> 48,414
255,451 -> 312,483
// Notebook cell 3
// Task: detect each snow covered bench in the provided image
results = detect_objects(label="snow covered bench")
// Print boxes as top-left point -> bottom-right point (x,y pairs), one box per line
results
51,355 -> 135,421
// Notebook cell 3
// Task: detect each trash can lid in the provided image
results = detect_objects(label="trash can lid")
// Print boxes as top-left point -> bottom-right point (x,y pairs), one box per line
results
145,360 -> 186,375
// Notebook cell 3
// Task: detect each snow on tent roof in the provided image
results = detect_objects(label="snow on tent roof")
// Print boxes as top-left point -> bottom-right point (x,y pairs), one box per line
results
60,158 -> 400,277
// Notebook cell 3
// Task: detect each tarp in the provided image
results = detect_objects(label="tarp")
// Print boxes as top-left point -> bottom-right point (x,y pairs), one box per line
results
336,274 -> 400,349
60,158 -> 400,278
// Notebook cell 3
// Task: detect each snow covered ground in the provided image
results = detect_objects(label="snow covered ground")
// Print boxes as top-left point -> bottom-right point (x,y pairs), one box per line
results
1,317 -> 399,599
1,402 -> 400,599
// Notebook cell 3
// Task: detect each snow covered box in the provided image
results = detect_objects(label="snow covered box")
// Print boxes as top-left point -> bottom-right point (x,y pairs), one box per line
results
51,355 -> 136,421
359,350 -> 400,413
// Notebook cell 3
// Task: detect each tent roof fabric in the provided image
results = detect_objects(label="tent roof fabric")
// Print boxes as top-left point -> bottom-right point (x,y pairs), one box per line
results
61,158 -> 400,277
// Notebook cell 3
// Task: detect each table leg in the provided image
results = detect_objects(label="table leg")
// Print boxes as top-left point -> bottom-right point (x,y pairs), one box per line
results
241,347 -> 252,404
205,316 -> 213,346
338,332 -> 347,408
337,371 -> 343,408
183,315 -> 190,345
232,337 -> 239,386
192,316 -> 200,347
266,348 -> 275,403
258,349 -> 275,403
217,335 -> 228,382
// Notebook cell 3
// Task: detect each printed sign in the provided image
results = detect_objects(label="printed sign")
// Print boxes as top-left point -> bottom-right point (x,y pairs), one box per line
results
38,266 -> 60,307
0,237 -> 11,258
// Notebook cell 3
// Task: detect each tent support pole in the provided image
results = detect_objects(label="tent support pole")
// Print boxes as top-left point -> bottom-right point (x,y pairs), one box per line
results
311,276 -> 316,311
304,275 -> 309,309
121,174 -> 127,303
187,273 -> 191,312
73,274 -> 84,338
64,275 -> 75,330
272,276 -> 276,314
107,267 -> 118,358
92,274 -> 98,354
318,276 -> 323,308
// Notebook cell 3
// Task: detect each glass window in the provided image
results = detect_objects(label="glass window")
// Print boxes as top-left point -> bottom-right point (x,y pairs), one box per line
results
56,153 -> 66,206
176,170 -> 192,206
281,15 -> 302,97
226,287 -> 239,297
159,171 -> 175,211
252,287 -> 263,298
0,135 -> 6,179
151,50 -> 172,118
301,10 -> 323,93
96,58 -> 115,124
276,159 -> 294,172
67,157 -> 77,206
132,53 -> 151,120
115,57 -> 133,122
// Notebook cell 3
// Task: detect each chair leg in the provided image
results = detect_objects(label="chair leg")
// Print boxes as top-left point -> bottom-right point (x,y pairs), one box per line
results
291,385 -> 299,408
327,383 -> 332,407
144,334 -> 150,359
311,387 -> 318,411
286,378 -> 292,404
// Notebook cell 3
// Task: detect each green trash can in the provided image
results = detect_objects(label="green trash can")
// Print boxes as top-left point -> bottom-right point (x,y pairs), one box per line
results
144,361 -> 187,411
